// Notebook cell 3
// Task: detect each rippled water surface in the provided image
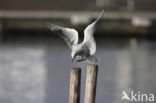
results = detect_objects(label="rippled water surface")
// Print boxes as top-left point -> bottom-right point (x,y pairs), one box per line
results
0,37 -> 156,103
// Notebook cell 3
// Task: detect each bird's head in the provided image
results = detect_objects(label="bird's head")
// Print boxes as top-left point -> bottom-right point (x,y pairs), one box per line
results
71,51 -> 77,62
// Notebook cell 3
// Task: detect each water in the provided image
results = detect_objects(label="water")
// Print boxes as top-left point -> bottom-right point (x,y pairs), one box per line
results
0,37 -> 156,103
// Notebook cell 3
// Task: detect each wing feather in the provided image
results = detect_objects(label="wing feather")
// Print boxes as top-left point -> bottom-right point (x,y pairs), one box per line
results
83,9 -> 104,55
47,23 -> 79,49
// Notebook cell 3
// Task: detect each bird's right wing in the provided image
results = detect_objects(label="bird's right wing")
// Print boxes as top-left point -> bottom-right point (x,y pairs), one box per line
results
47,23 -> 79,49
83,9 -> 104,55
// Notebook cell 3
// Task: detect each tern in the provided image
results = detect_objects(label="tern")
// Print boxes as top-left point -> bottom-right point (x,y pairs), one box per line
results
47,9 -> 104,63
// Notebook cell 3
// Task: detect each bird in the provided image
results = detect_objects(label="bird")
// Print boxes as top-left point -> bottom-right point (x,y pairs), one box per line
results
47,9 -> 104,63
121,91 -> 131,101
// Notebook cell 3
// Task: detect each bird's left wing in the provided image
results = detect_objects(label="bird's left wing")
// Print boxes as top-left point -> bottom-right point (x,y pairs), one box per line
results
83,9 -> 104,55
47,23 -> 79,49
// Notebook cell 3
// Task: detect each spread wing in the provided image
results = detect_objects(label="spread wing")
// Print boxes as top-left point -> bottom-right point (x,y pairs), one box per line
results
47,23 -> 79,49
83,9 -> 104,55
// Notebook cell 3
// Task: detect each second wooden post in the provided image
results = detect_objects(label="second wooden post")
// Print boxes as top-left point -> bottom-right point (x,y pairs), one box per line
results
84,65 -> 98,103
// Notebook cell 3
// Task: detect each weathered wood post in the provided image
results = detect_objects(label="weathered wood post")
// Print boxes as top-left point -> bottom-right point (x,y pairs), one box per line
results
84,65 -> 98,103
69,68 -> 81,103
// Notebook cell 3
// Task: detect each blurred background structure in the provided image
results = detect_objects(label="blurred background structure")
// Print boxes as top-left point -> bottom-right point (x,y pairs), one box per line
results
0,0 -> 156,103
0,0 -> 156,39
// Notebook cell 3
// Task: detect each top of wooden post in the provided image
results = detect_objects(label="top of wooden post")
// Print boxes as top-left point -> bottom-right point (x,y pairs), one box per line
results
70,68 -> 81,72
87,65 -> 98,69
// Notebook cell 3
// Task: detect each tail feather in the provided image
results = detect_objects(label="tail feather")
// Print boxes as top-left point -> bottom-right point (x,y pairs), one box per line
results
87,55 -> 99,64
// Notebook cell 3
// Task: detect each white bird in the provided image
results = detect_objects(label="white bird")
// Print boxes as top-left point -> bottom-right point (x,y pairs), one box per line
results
121,91 -> 131,101
47,9 -> 104,63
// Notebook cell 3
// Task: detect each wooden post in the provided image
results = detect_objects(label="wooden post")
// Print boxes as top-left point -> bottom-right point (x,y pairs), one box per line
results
69,68 -> 81,103
84,65 -> 98,103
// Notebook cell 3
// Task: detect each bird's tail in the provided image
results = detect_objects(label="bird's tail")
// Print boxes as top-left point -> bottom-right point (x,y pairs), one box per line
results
87,55 -> 99,64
